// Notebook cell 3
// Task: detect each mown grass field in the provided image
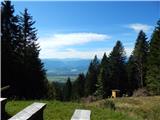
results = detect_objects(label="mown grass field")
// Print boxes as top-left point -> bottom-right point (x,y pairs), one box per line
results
5,96 -> 160,120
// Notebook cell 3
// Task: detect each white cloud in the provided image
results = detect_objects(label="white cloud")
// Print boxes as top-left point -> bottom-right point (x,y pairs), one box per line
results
39,32 -> 111,49
38,32 -> 134,59
38,32 -> 111,59
39,46 -> 133,59
128,23 -> 153,33
39,48 -> 111,59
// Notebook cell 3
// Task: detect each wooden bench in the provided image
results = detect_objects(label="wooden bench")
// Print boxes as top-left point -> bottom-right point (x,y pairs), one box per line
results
0,98 -> 7,116
8,102 -> 46,120
71,109 -> 91,120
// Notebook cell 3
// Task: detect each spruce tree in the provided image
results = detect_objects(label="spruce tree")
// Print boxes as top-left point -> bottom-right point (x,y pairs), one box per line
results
132,30 -> 148,88
1,1 -> 52,99
109,41 -> 127,93
146,20 -> 160,95
85,55 -> 100,96
95,68 -> 106,98
1,1 -> 20,97
18,8 -> 49,99
95,53 -> 110,98
127,55 -> 138,94
100,53 -> 108,68
72,73 -> 85,99
63,78 -> 72,101
53,82 -> 63,101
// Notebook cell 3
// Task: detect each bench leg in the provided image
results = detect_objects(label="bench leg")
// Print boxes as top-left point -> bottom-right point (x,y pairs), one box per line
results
29,108 -> 45,120
1,100 -> 7,118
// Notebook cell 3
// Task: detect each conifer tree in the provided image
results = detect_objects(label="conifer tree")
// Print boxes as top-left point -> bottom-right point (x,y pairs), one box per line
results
127,55 -> 138,94
95,53 -> 110,98
63,78 -> 72,101
17,8 -> 49,99
146,20 -> 160,95
53,82 -> 63,101
109,41 -> 127,93
95,68 -> 106,98
100,53 -> 108,68
1,1 -> 53,99
72,73 -> 85,99
132,30 -> 148,88
85,55 -> 100,96
1,1 -> 20,97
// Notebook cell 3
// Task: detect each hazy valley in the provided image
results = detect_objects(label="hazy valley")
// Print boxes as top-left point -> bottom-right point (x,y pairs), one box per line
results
42,58 -> 91,82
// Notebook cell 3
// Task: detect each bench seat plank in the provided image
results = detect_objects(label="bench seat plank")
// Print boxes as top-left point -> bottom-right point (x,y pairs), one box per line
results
9,102 -> 46,120
0,98 -> 7,102
71,109 -> 91,120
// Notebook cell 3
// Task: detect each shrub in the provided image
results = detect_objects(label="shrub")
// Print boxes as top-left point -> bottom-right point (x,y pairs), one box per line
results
81,96 -> 97,103
103,100 -> 116,110
133,88 -> 150,97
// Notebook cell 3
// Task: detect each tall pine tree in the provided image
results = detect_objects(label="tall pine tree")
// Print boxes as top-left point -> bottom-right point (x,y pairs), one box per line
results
1,1 -> 54,99
95,68 -> 106,98
146,20 -> 160,95
72,73 -> 85,99
109,41 -> 127,94
1,1 -> 20,97
63,78 -> 72,101
95,53 -> 110,98
127,55 -> 138,94
18,8 -> 49,99
132,30 -> 148,88
85,55 -> 100,96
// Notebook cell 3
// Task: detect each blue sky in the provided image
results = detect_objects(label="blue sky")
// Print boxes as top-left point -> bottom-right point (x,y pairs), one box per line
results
13,1 -> 160,59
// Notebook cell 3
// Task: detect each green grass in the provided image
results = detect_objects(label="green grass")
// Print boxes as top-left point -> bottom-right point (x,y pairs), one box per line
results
113,96 -> 160,120
5,96 -> 160,120
90,96 -> 160,120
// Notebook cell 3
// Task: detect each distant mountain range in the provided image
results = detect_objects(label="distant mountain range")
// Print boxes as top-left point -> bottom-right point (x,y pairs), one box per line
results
42,58 -> 91,76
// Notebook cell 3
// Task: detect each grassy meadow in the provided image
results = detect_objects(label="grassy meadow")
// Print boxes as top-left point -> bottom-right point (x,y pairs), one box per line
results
5,96 -> 160,120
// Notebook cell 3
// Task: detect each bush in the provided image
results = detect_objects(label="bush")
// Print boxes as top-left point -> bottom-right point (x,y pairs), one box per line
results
81,96 -> 97,103
103,100 -> 116,110
133,88 -> 150,97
